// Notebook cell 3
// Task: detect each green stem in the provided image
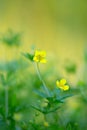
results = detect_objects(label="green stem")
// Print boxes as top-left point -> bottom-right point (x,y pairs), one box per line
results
34,63 -> 50,97
5,85 -> 8,119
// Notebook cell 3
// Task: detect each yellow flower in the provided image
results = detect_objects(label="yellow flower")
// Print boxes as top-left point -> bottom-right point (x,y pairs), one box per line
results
44,121 -> 49,127
13,113 -> 22,121
56,79 -> 69,91
33,50 -> 47,63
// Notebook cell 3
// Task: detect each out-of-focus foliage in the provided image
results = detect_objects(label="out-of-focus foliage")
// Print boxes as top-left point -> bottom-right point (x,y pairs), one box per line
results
0,29 -> 22,46
0,28 -> 86,129
0,0 -> 86,129
64,60 -> 77,74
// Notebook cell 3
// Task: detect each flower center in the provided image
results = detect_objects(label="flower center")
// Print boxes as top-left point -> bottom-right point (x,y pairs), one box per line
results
37,55 -> 43,61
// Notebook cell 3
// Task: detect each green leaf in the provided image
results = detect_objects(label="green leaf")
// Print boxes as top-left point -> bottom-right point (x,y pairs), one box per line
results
22,53 -> 34,62
58,94 -> 73,101
1,29 -> 22,46
0,59 -> 28,72
47,96 -> 63,105
34,90 -> 47,98
64,60 -> 77,74
31,105 -> 42,113
54,98 -> 64,103
46,106 -> 61,114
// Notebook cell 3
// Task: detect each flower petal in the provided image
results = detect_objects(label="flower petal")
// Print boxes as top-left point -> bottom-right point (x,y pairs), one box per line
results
33,56 -> 39,62
60,79 -> 66,85
63,85 -> 69,91
40,59 -> 47,63
41,51 -> 46,57
56,80 -> 60,87
34,50 -> 40,56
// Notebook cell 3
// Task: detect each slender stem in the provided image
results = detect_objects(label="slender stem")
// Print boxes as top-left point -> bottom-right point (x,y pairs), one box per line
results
34,63 -> 50,97
5,85 -> 8,119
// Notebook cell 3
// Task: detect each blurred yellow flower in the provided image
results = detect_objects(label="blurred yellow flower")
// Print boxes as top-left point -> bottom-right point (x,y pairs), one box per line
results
44,121 -> 49,127
56,79 -> 69,91
13,113 -> 22,121
33,50 -> 47,63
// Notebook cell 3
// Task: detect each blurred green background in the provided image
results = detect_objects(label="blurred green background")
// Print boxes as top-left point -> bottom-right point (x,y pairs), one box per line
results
0,1 -> 87,129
